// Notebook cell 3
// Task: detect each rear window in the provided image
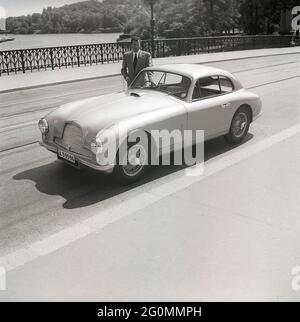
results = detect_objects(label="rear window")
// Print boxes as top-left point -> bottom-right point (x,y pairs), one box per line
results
219,76 -> 234,93
192,76 -> 221,100
192,75 -> 234,100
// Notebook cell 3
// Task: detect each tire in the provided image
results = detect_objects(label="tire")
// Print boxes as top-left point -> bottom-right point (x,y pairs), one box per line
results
113,134 -> 151,185
224,106 -> 251,145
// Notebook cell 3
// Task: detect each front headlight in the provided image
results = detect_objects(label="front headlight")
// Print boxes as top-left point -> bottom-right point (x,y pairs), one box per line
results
38,118 -> 49,134
91,138 -> 103,154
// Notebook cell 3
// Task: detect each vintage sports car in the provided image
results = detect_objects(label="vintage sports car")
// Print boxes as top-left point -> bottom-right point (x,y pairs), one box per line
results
38,64 -> 262,184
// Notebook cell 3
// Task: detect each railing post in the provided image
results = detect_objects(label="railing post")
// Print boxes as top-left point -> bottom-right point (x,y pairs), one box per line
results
20,50 -> 25,74
76,46 -> 80,67
180,39 -> 183,56
50,48 -> 54,70
154,40 -> 158,58
100,44 -> 104,64
121,43 -> 125,62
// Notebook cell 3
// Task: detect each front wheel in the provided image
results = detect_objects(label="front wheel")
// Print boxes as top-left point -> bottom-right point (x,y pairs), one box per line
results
113,138 -> 150,185
224,107 -> 251,145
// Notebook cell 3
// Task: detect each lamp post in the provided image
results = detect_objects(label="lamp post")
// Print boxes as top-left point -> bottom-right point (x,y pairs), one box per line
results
145,0 -> 156,57
150,0 -> 155,56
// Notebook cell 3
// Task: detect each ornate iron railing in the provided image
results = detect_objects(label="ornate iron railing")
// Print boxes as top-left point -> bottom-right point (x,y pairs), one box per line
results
0,35 -> 293,76
143,35 -> 293,57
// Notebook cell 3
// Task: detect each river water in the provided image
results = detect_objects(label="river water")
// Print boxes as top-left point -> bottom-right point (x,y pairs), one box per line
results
0,33 -> 121,51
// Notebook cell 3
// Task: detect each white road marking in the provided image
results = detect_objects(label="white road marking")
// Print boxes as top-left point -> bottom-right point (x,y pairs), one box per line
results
0,120 -> 37,133
1,122 -> 300,272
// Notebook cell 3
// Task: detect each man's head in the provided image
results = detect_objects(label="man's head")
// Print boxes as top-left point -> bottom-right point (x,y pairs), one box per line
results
131,36 -> 141,53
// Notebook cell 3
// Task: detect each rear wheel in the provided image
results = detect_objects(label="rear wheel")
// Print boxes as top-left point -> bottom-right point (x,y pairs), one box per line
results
224,106 -> 251,145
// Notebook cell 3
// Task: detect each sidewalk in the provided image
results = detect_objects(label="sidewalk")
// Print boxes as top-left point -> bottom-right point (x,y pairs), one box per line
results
0,47 -> 299,93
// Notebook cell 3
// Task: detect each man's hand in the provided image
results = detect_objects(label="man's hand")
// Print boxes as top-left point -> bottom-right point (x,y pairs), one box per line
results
125,76 -> 131,85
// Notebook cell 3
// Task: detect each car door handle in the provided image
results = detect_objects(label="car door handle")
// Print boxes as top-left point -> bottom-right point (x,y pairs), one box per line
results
221,103 -> 231,108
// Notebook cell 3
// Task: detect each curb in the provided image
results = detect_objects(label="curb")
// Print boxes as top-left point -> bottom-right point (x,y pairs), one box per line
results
0,72 -> 121,94
0,50 -> 299,94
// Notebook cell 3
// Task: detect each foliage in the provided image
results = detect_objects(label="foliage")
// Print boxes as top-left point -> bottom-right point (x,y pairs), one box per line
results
5,0 -> 289,37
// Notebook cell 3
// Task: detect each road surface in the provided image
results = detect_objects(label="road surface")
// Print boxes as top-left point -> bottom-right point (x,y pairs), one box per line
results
0,53 -> 299,301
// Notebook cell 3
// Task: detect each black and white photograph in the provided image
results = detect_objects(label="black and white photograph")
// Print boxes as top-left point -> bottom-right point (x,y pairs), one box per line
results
0,0 -> 299,308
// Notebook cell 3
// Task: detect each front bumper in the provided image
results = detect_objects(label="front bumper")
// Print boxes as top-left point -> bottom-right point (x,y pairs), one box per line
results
39,141 -> 115,174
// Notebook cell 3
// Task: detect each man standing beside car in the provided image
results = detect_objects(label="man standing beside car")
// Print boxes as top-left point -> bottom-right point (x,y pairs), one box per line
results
121,36 -> 153,87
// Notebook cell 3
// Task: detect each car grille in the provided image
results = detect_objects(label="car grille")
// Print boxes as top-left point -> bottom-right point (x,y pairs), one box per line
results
55,124 -> 91,158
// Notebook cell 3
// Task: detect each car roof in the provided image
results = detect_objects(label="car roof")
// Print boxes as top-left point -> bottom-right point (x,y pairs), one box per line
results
144,63 -> 233,79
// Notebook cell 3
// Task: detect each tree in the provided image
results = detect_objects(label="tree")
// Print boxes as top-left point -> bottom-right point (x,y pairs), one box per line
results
6,0 -> 285,37
239,0 -> 282,35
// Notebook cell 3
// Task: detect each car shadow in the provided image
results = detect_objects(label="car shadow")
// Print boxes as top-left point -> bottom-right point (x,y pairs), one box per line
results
13,134 -> 253,209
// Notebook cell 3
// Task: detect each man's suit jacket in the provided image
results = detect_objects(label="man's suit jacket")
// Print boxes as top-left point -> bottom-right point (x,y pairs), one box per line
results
121,50 -> 152,85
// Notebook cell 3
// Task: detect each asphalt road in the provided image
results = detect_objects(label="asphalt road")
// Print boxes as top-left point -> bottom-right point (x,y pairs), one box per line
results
0,53 -> 299,252
0,53 -> 299,301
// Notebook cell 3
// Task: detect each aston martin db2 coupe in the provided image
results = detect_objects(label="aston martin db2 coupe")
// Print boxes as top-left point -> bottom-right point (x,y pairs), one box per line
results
38,64 -> 262,184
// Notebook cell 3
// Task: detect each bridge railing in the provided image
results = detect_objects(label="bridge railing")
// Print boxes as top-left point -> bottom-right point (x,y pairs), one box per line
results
0,35 -> 293,76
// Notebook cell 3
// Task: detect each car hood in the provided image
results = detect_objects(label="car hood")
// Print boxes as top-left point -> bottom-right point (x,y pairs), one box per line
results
46,90 -> 183,140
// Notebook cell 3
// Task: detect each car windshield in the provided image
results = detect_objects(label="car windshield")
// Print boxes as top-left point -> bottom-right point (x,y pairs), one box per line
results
130,70 -> 191,100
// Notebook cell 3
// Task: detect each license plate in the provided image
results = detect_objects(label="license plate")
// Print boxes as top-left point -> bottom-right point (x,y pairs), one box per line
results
58,149 -> 76,164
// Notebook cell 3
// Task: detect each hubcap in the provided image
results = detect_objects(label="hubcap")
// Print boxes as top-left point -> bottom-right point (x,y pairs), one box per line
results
122,144 -> 147,177
232,112 -> 248,138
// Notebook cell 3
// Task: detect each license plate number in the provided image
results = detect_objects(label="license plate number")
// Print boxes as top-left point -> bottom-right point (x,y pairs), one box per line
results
58,149 -> 76,164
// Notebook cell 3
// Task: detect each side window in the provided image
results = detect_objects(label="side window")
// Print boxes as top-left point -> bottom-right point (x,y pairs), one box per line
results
192,83 -> 201,100
192,76 -> 221,100
198,76 -> 221,98
219,76 -> 234,93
